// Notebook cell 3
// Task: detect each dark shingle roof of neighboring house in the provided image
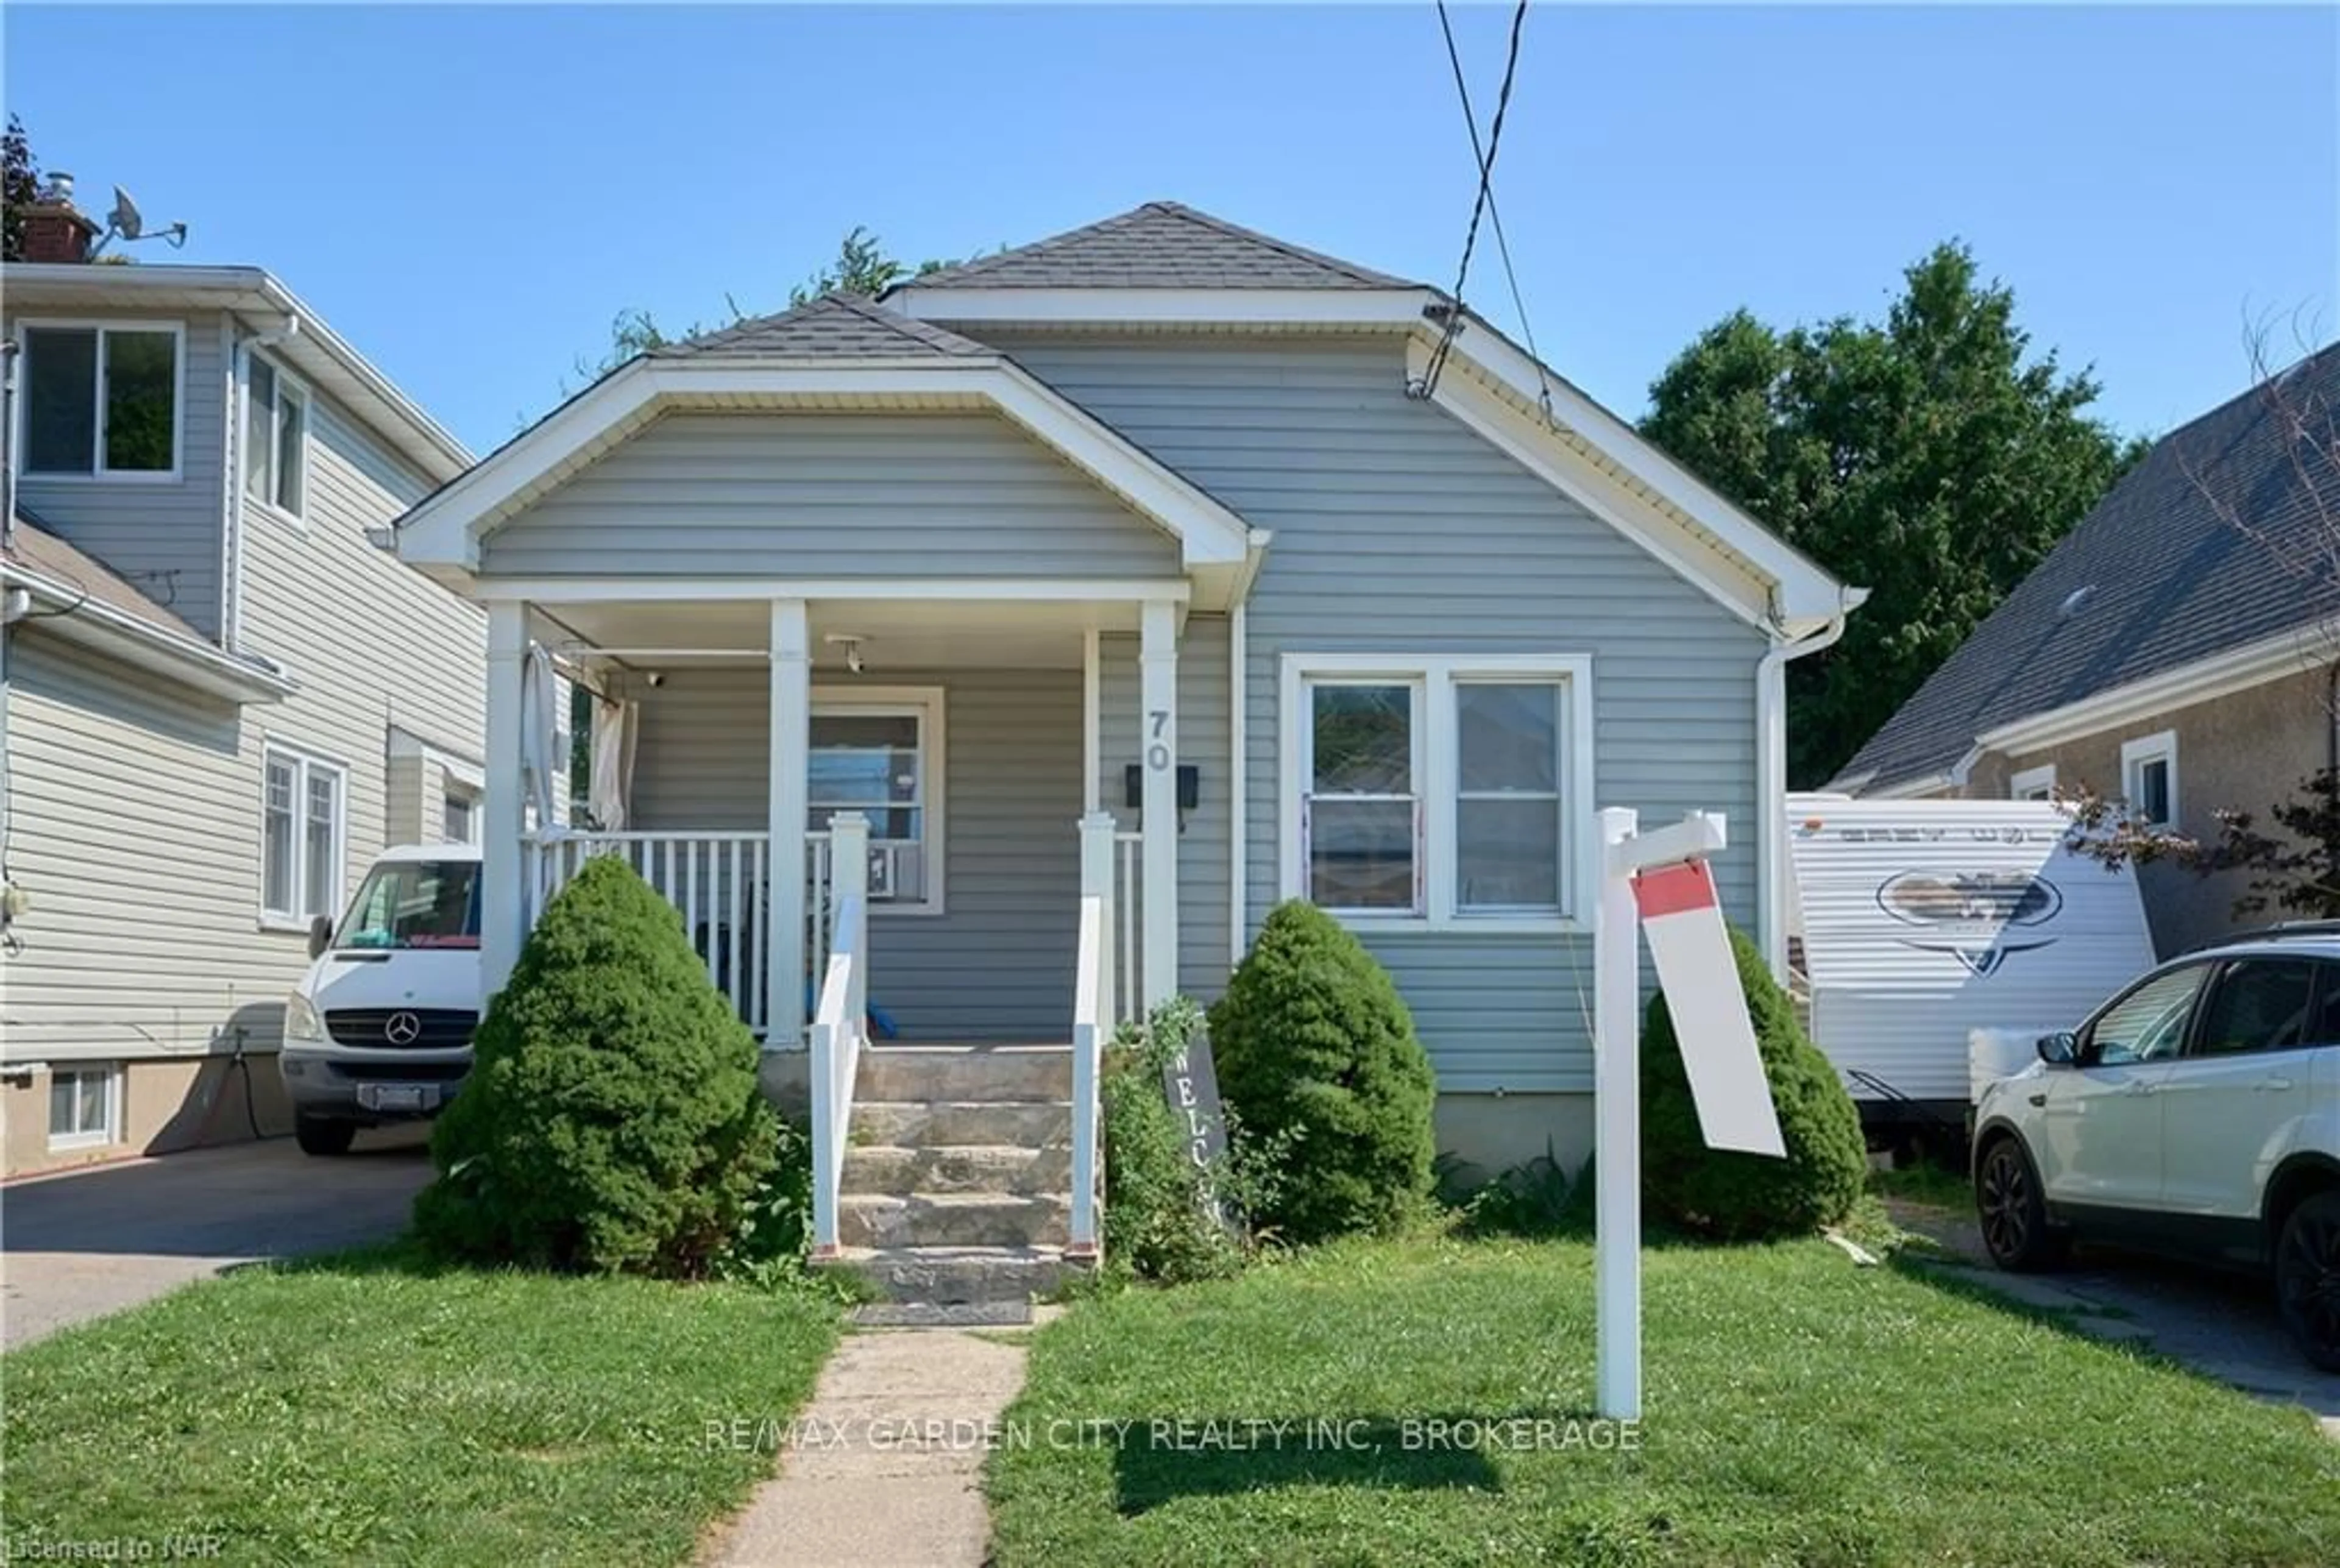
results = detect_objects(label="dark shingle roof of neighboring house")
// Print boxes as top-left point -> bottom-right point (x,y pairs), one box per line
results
1835,341 -> 2340,792
3,512 -> 213,647
893,200 -> 1420,292
650,292 -> 996,360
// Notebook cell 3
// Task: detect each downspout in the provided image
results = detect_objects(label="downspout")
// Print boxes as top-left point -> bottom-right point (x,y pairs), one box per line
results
1228,601 -> 1246,965
2,340 -> 20,957
1756,594 -> 1856,980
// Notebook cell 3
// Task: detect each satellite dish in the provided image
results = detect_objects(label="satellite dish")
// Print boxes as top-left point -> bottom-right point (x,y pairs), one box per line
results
107,186 -> 144,242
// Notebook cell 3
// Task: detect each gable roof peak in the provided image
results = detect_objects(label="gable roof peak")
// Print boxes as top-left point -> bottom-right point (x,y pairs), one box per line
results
890,200 -> 1422,293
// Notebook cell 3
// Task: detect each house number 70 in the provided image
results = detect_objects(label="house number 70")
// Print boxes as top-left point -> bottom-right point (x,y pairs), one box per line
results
1147,709 -> 1172,772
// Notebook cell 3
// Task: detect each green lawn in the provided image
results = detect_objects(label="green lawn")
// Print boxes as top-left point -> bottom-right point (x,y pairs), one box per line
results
2,1247 -> 840,1566
988,1235 -> 2340,1567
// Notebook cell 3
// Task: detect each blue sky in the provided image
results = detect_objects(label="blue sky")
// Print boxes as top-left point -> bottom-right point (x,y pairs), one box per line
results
7,5 -> 2333,456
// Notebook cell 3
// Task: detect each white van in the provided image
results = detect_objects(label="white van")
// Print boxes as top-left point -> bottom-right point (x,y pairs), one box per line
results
278,843 -> 483,1155
1786,795 -> 2157,1137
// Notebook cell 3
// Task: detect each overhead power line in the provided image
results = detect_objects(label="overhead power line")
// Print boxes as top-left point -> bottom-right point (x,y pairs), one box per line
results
1413,0 -> 1555,422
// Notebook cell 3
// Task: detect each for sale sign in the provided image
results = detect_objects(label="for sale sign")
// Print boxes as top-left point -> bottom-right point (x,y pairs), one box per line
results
1631,859 -> 1786,1158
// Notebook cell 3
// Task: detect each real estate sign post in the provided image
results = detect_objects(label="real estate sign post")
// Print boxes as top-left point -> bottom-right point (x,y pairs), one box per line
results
1594,809 -> 1787,1421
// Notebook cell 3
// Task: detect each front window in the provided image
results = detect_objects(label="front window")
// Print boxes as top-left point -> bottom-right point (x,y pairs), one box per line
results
1288,656 -> 1584,926
21,324 -> 180,477
261,745 -> 346,925
335,860 -> 481,951
809,689 -> 944,910
244,356 -> 308,518
48,1065 -> 119,1151
1305,683 -> 1422,912
2086,963 -> 2208,1064
442,791 -> 477,845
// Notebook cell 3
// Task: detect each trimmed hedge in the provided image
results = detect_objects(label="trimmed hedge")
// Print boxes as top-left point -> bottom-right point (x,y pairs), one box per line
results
414,854 -> 779,1276
1640,926 -> 1867,1240
1207,899 -> 1436,1244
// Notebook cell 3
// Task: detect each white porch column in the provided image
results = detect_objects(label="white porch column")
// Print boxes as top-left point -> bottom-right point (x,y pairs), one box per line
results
481,601 -> 529,999
1139,598 -> 1180,1008
767,600 -> 811,1051
1082,626 -> 1102,815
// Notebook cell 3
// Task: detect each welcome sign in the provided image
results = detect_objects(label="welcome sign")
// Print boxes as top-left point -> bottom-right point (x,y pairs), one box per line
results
1160,1031 -> 1230,1172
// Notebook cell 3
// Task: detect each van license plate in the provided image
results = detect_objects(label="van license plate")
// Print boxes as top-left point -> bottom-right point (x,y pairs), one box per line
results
360,1084 -> 431,1113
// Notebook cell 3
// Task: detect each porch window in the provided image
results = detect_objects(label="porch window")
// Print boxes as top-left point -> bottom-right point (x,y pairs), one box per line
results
1284,655 -> 1592,930
809,688 -> 945,912
262,743 -> 347,927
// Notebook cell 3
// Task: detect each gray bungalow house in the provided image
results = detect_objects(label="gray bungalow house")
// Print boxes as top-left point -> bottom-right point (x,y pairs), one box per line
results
394,202 -> 1855,1291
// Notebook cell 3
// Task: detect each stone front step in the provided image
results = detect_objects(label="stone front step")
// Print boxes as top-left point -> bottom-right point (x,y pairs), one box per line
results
854,1044 -> 1073,1104
829,1244 -> 1082,1306
851,1099 -> 1071,1149
842,1142 -> 1070,1197
838,1191 -> 1072,1250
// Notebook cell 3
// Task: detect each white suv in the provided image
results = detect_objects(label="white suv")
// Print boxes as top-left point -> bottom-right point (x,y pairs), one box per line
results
1971,926 -> 2340,1370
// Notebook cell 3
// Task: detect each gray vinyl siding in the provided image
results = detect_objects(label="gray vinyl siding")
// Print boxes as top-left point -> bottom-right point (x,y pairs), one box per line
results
481,410 -> 1181,580
2,380 -> 484,1068
1096,614 -> 1232,1001
8,311 -> 230,640
626,664 -> 1083,1042
992,332 -> 1767,1094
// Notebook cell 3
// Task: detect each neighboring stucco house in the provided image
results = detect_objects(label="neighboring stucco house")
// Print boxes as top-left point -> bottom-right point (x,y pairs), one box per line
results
394,200 -> 1856,1285
0,182 -> 484,1175
1834,342 -> 2340,959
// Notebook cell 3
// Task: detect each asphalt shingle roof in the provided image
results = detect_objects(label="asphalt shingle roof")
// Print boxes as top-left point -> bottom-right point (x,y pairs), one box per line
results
651,293 -> 995,360
895,201 -> 1420,292
3,512 -> 213,648
1836,342 -> 2340,792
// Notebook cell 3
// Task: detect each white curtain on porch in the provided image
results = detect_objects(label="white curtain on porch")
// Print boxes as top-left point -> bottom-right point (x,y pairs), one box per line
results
590,695 -> 639,832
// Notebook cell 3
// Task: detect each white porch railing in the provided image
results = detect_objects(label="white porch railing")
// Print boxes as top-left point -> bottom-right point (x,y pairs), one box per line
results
528,826 -> 837,1041
1113,829 -> 1143,1027
807,814 -> 871,1258
1069,812 -> 1119,1259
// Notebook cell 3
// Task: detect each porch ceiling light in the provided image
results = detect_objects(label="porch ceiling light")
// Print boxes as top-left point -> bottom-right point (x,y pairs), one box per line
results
824,633 -> 867,676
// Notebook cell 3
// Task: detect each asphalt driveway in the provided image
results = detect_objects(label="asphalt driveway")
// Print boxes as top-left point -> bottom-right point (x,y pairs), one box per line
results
1,1128 -> 432,1349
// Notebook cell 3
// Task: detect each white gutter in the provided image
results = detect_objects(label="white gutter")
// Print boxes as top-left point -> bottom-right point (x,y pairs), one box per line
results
1757,591 -> 1859,979
0,564 -> 297,704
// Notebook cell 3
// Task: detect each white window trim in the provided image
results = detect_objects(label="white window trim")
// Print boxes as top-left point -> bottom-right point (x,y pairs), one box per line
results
12,318 -> 188,483
244,350 -> 311,527
260,740 -> 349,931
811,685 -> 947,917
47,1063 -> 122,1152
1278,653 -> 1595,934
2119,729 -> 2180,829
442,787 -> 481,846
2010,764 -> 2058,802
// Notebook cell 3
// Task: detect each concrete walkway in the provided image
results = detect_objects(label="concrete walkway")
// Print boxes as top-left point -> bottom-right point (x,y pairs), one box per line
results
706,1327 -> 1030,1568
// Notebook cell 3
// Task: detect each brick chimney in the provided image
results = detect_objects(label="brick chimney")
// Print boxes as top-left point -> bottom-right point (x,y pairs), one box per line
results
18,173 -> 99,264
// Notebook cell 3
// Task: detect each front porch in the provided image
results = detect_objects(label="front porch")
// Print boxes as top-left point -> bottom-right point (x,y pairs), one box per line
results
489,591 -> 1181,1051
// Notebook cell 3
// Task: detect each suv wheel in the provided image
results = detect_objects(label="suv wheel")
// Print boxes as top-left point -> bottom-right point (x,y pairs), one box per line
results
1977,1135 -> 2065,1272
294,1116 -> 358,1158
2275,1190 -> 2340,1373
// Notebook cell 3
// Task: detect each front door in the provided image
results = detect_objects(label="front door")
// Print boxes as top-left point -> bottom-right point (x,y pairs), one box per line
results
2035,962 -> 2210,1211
2161,957 -> 2324,1240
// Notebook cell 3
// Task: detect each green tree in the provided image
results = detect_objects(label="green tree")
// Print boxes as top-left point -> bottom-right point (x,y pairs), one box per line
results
1642,243 -> 2143,786
3,115 -> 44,262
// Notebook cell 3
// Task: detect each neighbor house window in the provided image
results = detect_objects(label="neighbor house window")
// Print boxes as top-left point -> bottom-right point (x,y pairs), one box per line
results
244,356 -> 309,519
442,790 -> 477,845
1284,656 -> 1590,928
2010,764 -> 2057,803
48,1065 -> 120,1151
19,323 -> 180,477
2120,731 -> 2178,829
809,688 -> 945,912
263,744 -> 346,926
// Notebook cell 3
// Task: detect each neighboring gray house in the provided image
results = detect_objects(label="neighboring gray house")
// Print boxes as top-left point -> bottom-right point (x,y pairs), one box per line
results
1835,342 -> 2340,959
394,201 -> 1854,1288
0,185 -> 484,1175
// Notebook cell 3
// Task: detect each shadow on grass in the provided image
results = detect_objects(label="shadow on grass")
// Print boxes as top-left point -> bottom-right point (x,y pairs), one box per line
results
1107,1412 -> 1576,1513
